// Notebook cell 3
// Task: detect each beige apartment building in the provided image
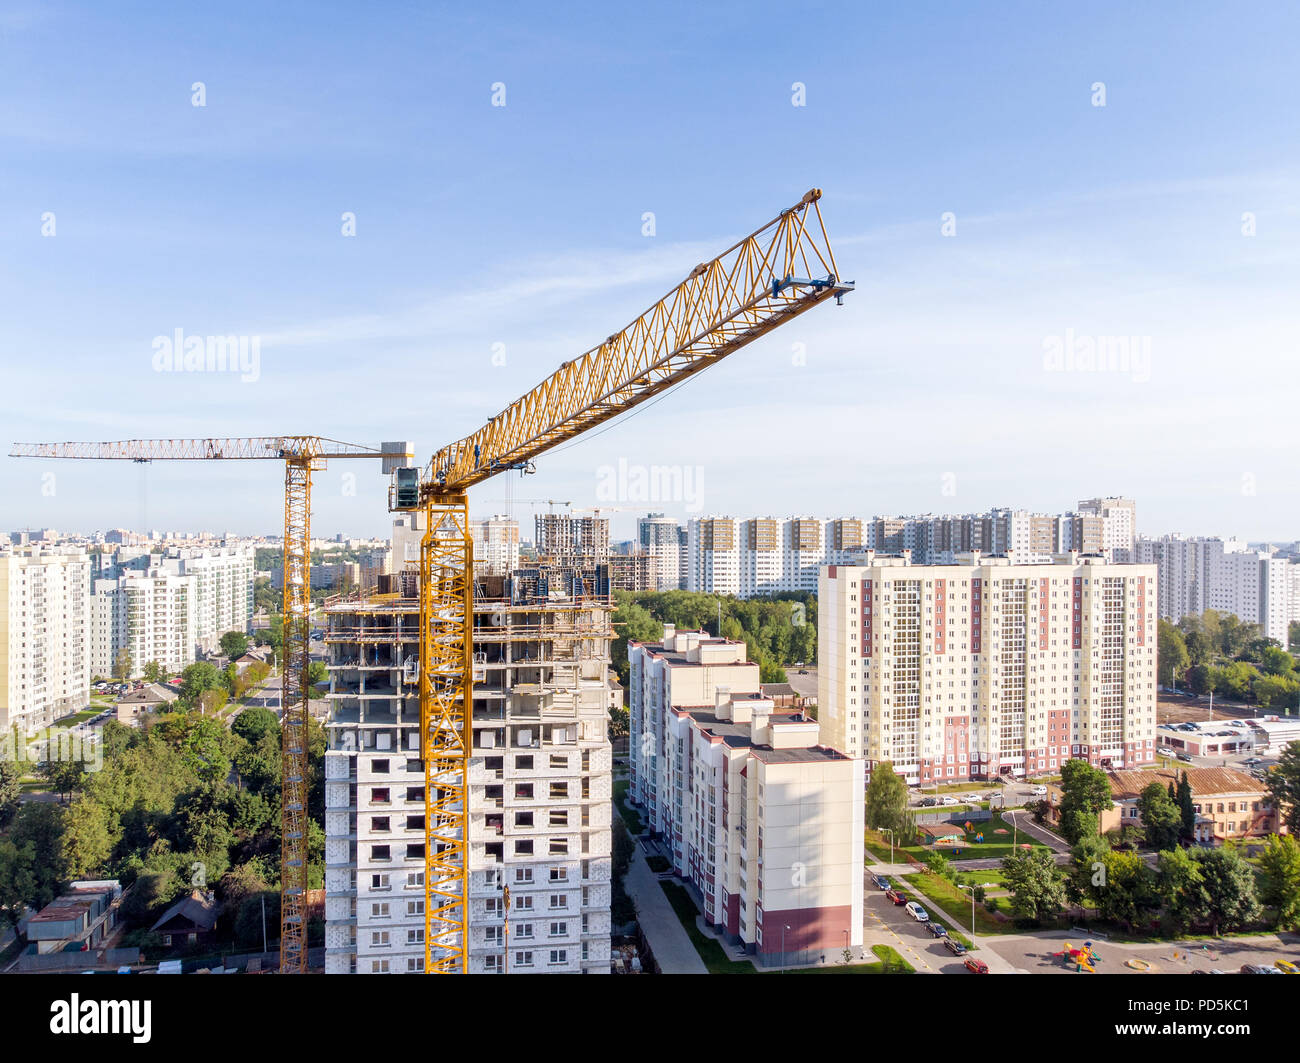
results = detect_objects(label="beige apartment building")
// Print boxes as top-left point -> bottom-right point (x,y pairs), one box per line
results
628,627 -> 863,966
0,547 -> 92,733
819,552 -> 1158,783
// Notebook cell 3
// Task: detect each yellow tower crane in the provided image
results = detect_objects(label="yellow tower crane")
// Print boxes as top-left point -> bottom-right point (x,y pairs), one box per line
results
393,188 -> 851,972
8,435 -> 412,974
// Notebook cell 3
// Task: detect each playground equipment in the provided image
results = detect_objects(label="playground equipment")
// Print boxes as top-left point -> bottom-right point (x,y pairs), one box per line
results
1125,957 -> 1155,971
1053,941 -> 1102,973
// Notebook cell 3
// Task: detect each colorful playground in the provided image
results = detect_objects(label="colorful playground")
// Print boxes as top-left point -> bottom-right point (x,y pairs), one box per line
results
1052,941 -> 1103,972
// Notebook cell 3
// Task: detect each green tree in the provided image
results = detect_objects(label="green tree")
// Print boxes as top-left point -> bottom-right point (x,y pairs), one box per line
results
1000,847 -> 1067,922
1057,759 -> 1112,843
1258,834 -> 1300,930
1192,847 -> 1260,934
1184,631 -> 1214,668
62,793 -> 119,878
7,803 -> 66,914
1254,673 -> 1299,710
220,630 -> 250,659
112,646 -> 133,681
1156,847 -> 1206,934
179,661 -> 223,706
0,838 -> 41,929
0,759 -> 20,828
1137,782 -> 1181,851
1267,741 -> 1300,834
142,660 -> 165,684
1176,771 -> 1196,841
39,756 -> 86,803
306,660 -> 330,687
610,594 -> 663,684
1261,645 -> 1297,677
1094,850 -> 1155,931
1059,809 -> 1098,846
1158,619 -> 1190,686
231,706 -> 279,746
1067,834 -> 1111,908
864,761 -> 910,835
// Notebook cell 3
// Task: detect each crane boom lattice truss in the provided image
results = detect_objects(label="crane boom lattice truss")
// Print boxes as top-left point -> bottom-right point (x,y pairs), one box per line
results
413,189 -> 850,972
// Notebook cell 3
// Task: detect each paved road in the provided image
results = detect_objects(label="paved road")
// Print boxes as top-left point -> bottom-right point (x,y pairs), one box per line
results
983,927 -> 1300,975
623,842 -> 706,974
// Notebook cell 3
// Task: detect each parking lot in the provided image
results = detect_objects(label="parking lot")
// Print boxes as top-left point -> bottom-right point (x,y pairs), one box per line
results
862,872 -> 997,974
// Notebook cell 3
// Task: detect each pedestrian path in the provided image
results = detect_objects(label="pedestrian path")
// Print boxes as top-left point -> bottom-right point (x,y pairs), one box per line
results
623,842 -> 706,974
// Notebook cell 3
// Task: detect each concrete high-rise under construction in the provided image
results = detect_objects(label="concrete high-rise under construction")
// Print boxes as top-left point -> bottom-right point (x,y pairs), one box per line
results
322,518 -> 616,974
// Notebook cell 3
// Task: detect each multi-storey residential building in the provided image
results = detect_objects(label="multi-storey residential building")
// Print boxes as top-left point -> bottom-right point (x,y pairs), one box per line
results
534,515 -> 609,565
819,552 -> 1158,783
628,626 -> 863,967
1077,496 -> 1137,560
637,514 -> 682,591
322,557 -> 614,975
687,516 -> 867,598
90,567 -> 196,677
1136,535 -> 1292,645
469,516 -> 521,576
607,550 -> 651,592
0,547 -> 92,732
164,545 -> 255,653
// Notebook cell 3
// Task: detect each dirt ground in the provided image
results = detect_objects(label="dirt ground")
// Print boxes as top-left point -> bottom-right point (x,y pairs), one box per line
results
1156,693 -> 1260,726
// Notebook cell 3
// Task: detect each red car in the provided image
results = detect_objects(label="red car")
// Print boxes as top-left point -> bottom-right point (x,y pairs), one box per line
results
885,889 -> 906,905
964,957 -> 989,974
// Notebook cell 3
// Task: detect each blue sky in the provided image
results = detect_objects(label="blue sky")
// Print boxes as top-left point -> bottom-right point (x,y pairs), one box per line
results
2,1 -> 1298,542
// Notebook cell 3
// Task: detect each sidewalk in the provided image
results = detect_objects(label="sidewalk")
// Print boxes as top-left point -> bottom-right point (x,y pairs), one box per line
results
623,842 -> 706,974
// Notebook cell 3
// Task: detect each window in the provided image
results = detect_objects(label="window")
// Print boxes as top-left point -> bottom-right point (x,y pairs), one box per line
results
549,809 -> 568,827
372,759 -> 390,774
515,784 -> 534,800
370,873 -> 391,890
484,954 -> 501,972
372,816 -> 391,832
371,845 -> 391,861
406,843 -> 425,859
406,786 -> 425,802
371,931 -> 390,947
550,754 -> 568,769
406,956 -> 423,972
406,900 -> 424,916
406,872 -> 424,889
548,949 -> 567,966
549,838 -> 568,855
549,921 -> 567,937
407,928 -> 424,945
406,759 -> 423,773
515,868 -> 533,884
549,893 -> 567,910
515,895 -> 534,911
406,815 -> 424,831
371,959 -> 390,973
370,787 -> 390,804
549,782 -> 568,799
515,922 -> 533,939
515,951 -> 534,968
515,839 -> 534,855
515,755 -> 534,770
515,811 -> 534,827
371,902 -> 390,918
549,867 -> 568,883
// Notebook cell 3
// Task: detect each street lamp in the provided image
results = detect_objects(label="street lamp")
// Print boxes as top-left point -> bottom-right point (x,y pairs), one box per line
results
782,924 -> 791,967
958,883 -> 976,938
881,827 -> 896,866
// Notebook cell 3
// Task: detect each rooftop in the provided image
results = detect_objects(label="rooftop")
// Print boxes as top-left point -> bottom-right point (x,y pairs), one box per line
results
1106,765 -> 1266,801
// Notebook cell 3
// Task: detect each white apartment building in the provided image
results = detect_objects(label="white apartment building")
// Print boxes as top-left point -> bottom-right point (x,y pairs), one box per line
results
818,552 -> 1158,783
90,568 -> 196,678
1136,535 -> 1292,645
637,514 -> 682,591
686,516 -> 868,598
168,545 -> 254,652
1078,497 -> 1137,561
323,563 -> 614,975
469,516 -> 521,576
0,547 -> 92,733
628,627 -> 863,967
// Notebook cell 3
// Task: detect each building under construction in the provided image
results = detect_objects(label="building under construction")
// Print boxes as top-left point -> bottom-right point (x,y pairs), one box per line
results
322,542 -> 616,974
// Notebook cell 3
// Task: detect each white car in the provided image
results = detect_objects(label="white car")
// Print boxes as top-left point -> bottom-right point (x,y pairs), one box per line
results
1031,785 -> 1048,797
940,796 -> 961,806
904,902 -> 929,922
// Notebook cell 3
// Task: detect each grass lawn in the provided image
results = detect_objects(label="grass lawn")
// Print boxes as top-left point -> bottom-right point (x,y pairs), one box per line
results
646,854 -> 670,873
866,814 -> 1045,865
901,873 -> 1011,936
659,881 -> 756,974
614,778 -> 644,834
53,709 -> 100,728
787,944 -> 915,975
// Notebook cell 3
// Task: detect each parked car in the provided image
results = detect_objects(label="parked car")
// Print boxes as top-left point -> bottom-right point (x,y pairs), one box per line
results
919,797 -> 938,807
1244,757 -> 1263,766
874,876 -> 892,890
1031,785 -> 1048,796
1274,960 -> 1298,974
1240,964 -> 1277,974
943,937 -> 967,956
1177,751 -> 1194,763
904,901 -> 929,922
940,796 -> 961,806
964,957 -> 989,974
961,793 -> 982,803
925,921 -> 949,938
885,889 -> 906,905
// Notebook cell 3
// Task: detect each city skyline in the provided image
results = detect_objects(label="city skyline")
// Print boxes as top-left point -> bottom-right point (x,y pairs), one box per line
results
3,4 -> 1299,539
